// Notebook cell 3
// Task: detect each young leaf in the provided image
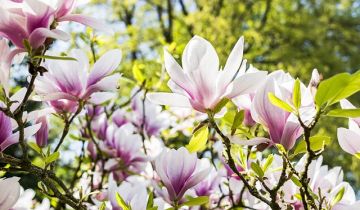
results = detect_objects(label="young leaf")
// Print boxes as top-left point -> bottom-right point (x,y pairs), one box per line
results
326,108 -> 360,118
292,78 -> 301,109
268,92 -> 294,113
290,175 -> 302,187
251,162 -> 264,178
180,196 -> 209,207
132,64 -> 145,83
354,153 -> 360,159
33,55 -> 77,61
28,142 -> 42,154
99,202 -> 106,210
262,154 -> 274,173
45,152 -> 60,164
231,110 -> 244,135
116,192 -> 130,210
186,125 -> 209,153
315,72 -> 360,108
147,191 -> 154,208
331,187 -> 345,206
292,135 -> 331,156
213,98 -> 229,113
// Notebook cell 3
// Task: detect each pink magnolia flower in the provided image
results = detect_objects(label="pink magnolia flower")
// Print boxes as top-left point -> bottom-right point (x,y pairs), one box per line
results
154,147 -> 211,203
0,107 -> 41,151
34,49 -> 121,113
112,109 -> 128,127
248,70 -> 313,149
148,36 -> 267,113
0,177 -> 21,210
104,124 -> 147,181
108,175 -> 148,210
0,0 -> 110,50
233,94 -> 256,127
337,99 -> 360,156
131,89 -> 169,136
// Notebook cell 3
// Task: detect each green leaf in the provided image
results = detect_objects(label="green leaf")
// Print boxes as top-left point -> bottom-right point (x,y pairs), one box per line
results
180,196 -> 209,207
45,152 -> 60,164
116,192 -> 130,210
251,162 -> 264,178
147,191 -> 154,209
355,153 -> 360,159
331,187 -> 345,206
315,72 -> 360,108
213,98 -> 229,113
28,142 -> 42,154
268,92 -> 294,113
33,55 -> 77,61
132,63 -> 145,83
326,108 -> 360,118
292,135 -> 331,156
262,154 -> 274,173
186,125 -> 209,153
293,78 -> 301,109
231,110 -> 244,135
276,144 -> 287,154
99,202 -> 106,210
22,39 -> 32,53
147,207 -> 158,210
290,175 -> 302,187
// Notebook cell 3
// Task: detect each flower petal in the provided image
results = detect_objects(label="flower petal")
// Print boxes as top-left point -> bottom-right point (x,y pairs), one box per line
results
58,14 -> 113,34
29,28 -> 70,49
337,127 -> 360,155
147,93 -> 191,108
226,71 -> 268,99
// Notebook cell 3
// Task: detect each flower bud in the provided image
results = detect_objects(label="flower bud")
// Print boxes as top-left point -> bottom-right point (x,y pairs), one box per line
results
35,116 -> 49,148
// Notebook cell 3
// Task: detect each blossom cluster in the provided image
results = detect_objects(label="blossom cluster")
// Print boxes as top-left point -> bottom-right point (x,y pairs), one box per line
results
0,0 -> 360,210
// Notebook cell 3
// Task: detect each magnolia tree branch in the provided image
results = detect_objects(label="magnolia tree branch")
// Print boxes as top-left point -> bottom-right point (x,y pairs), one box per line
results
207,114 -> 278,209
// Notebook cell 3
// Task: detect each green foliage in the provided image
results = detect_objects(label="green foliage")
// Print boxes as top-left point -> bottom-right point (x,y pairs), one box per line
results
292,135 -> 331,156
293,78 -> 301,110
326,108 -> 360,118
331,186 -> 345,206
251,162 -> 264,178
116,192 -> 130,210
186,125 -> 209,153
181,196 -> 209,207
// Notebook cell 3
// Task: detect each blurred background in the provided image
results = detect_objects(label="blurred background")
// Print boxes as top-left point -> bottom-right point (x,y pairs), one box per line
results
7,0 -> 360,197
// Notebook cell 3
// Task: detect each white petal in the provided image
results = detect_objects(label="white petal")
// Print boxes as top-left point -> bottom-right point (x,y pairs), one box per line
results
147,93 -> 191,108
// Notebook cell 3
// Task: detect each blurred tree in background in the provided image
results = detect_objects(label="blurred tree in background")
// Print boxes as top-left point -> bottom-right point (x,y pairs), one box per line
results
68,0 -> 360,190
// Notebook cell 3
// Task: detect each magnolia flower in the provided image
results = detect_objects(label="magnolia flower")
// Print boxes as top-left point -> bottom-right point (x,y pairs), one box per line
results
34,49 -> 121,112
194,166 -> 220,197
0,0 -> 110,50
112,109 -> 128,127
154,147 -> 211,203
337,99 -> 360,156
247,70 -> 314,149
12,187 -> 50,210
0,177 -> 21,210
104,124 -> 147,181
148,35 -> 267,113
108,175 -> 148,210
131,89 -> 168,136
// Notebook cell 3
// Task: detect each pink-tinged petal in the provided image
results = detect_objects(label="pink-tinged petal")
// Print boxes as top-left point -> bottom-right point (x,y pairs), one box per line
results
0,177 -> 21,209
182,36 -> 219,108
9,87 -> 27,112
280,117 -> 302,150
0,134 -> 18,151
84,73 -> 121,98
164,50 -> 194,97
10,0 -> 24,2
226,71 -> 268,99
147,93 -> 192,108
58,14 -> 113,34
88,92 -> 115,104
26,107 -> 54,122
29,28 -> 70,49
35,116 -> 48,147
337,127 -> 360,155
219,36 -> 244,87
231,137 -> 272,146
24,123 -> 42,139
0,7 -> 28,48
177,164 -> 211,200
87,50 -> 122,87
34,92 -> 78,101
55,0 -> 75,18
25,0 -> 54,33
